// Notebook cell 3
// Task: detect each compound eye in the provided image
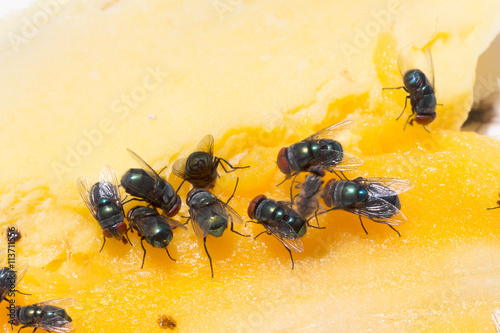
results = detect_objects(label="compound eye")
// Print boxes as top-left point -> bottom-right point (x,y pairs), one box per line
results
415,113 -> 436,125
248,195 -> 266,219
276,147 -> 291,175
167,201 -> 181,217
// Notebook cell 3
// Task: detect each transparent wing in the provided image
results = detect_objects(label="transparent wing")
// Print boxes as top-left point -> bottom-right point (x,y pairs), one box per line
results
216,200 -> 244,225
398,46 -> 435,88
159,216 -> 188,231
348,197 -> 407,226
327,152 -> 364,172
493,309 -> 500,333
305,120 -> 354,141
76,176 -> 98,219
263,221 -> 304,253
99,166 -> 122,206
126,149 -> 160,181
35,298 -> 77,308
424,47 -> 435,88
357,178 -> 413,196
172,158 -> 188,180
14,262 -> 28,286
189,208 -> 211,238
195,134 -> 215,157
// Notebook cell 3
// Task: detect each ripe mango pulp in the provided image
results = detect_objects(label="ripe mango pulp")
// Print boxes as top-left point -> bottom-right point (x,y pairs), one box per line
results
1,0 -> 500,331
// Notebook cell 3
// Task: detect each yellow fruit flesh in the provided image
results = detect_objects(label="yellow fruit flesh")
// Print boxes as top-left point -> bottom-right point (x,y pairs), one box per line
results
1,0 -> 500,331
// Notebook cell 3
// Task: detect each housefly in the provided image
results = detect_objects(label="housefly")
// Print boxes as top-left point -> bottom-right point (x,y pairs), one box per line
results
121,149 -> 182,217
384,47 -> 438,130
11,298 -> 75,333
127,206 -> 187,268
322,177 -> 412,236
77,166 -> 129,251
276,120 -> 363,185
173,135 -> 249,189
185,179 -> 248,277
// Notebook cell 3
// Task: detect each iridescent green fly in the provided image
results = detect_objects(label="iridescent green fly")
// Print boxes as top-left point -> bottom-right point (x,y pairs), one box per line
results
276,120 -> 363,186
322,177 -> 412,236
173,135 -> 249,190
11,298 -> 75,333
247,196 -> 308,269
121,149 -> 182,217
185,179 -> 248,277
127,206 -> 187,268
77,166 -> 130,251
383,47 -> 439,131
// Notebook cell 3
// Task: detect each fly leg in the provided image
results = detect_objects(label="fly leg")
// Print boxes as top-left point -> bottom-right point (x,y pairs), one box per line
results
99,235 -> 107,253
370,217 -> 401,237
290,173 -> 301,203
204,237 -> 214,278
284,246 -> 295,270
358,215 -> 369,235
226,178 -> 238,205
277,172 -> 297,187
230,222 -> 250,237
122,197 -> 146,205
140,237 -> 147,269
175,179 -> 186,194
217,157 -> 250,174
165,248 -> 176,262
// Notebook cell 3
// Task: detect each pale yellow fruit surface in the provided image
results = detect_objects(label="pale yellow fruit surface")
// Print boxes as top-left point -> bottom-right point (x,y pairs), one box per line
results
1,0 -> 500,332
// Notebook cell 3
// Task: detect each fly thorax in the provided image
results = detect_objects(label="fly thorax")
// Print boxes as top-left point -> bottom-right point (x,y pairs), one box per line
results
254,199 -> 279,222
97,202 -> 119,220
287,141 -> 310,172
404,69 -> 425,91
188,190 -> 216,209
338,181 -> 366,208
19,305 -> 40,325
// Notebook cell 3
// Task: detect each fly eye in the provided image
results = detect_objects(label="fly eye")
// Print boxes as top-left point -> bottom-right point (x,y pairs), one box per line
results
248,195 -> 266,219
276,147 -> 291,175
415,113 -> 436,125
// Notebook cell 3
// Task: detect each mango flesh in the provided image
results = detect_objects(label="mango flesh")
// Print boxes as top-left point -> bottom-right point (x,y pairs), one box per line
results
1,0 -> 500,331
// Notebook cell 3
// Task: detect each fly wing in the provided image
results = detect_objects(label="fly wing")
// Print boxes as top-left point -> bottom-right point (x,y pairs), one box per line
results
398,46 -> 435,88
349,197 -> 407,226
358,178 -> 413,196
328,152 -> 364,172
99,165 -> 122,206
76,176 -> 98,219
263,221 -> 304,253
305,120 -> 354,141
492,309 -> 500,333
14,262 -> 28,287
126,149 -> 161,181
215,200 -> 243,225
172,158 -> 188,180
189,208 -> 211,238
159,216 -> 188,231
195,134 -> 215,157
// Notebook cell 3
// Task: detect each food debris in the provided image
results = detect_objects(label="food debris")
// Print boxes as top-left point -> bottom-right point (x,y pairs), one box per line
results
157,315 -> 176,330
